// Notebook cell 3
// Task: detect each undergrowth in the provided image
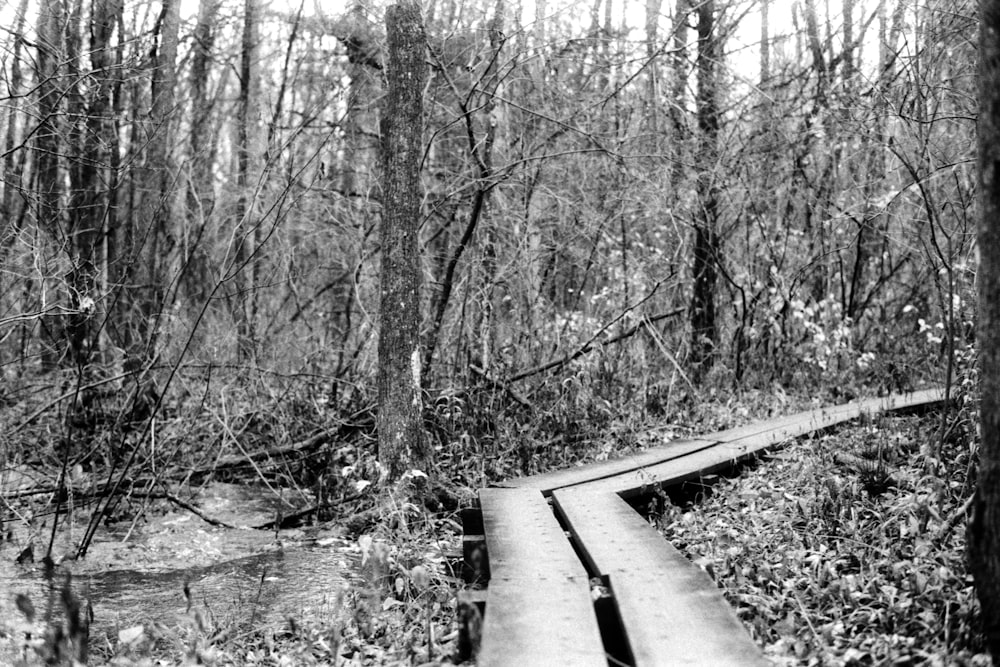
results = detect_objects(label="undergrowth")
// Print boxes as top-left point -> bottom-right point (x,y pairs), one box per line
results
657,405 -> 985,666
0,339 -> 966,664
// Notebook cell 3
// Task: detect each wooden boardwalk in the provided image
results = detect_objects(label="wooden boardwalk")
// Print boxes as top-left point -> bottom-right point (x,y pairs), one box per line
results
463,388 -> 945,666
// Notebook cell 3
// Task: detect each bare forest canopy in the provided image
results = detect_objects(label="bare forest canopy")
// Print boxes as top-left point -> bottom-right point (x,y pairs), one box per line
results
0,0 -> 974,432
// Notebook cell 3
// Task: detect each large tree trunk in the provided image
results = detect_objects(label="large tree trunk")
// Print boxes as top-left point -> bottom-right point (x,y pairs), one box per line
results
689,0 -> 719,375
971,0 -> 1000,657
378,0 -> 427,480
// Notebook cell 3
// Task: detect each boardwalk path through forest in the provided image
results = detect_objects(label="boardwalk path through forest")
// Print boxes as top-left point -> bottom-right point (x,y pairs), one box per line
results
460,388 -> 946,666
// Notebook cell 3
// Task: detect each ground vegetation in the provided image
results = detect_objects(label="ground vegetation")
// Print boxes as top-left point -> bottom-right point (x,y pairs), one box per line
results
0,0 -> 991,663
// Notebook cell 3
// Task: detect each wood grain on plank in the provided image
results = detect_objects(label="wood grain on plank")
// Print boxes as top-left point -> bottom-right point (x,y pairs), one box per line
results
552,488 -> 770,667
712,388 -> 945,442
477,488 -> 606,666
499,438 -> 717,494
504,388 -> 947,499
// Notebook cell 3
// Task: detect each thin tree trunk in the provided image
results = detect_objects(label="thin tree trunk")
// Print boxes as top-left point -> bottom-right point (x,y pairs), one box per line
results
970,0 -> 1000,656
183,0 -> 221,306
760,0 -> 770,84
234,0 -> 260,363
118,0 -> 179,364
670,0 -> 689,189
843,0 -> 855,83
36,0 -> 65,371
64,0 -> 120,368
476,0 -> 505,372
145,0 -> 179,357
0,0 -> 31,373
645,0 -> 663,138
1,0 -> 30,252
378,0 -> 427,480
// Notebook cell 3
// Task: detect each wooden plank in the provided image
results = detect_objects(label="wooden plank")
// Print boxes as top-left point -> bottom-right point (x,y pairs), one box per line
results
498,388 -> 945,497
552,488 -> 770,667
477,488 -> 606,667
559,388 -> 948,498
712,388 -> 945,442
571,444 -> 752,498
499,439 -> 717,494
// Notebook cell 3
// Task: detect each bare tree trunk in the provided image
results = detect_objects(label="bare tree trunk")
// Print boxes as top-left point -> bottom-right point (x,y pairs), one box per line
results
689,0 -> 719,375
1,0 -> 30,254
760,0 -> 770,84
970,0 -> 1000,656
0,0 -> 31,373
378,0 -> 427,480
35,0 -> 65,371
803,0 -> 829,101
842,0 -> 855,83
670,0 -> 689,189
476,0 -> 505,371
234,0 -> 260,363
64,0 -> 120,368
340,1 -> 378,199
645,0 -> 663,138
183,0 -> 221,306
117,0 -> 179,364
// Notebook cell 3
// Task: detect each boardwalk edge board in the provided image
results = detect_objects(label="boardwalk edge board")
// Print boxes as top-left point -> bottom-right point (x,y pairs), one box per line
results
476,488 -> 607,666
468,389 -> 948,665
552,488 -> 772,667
501,387 -> 947,498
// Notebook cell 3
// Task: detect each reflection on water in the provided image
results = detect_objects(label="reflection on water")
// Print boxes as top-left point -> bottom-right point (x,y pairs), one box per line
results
0,484 -> 361,661
87,542 -> 357,629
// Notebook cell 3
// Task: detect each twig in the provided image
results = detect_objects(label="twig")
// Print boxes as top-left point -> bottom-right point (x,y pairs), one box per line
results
210,428 -> 335,470
10,370 -> 141,435
935,494 -> 974,544
134,491 -> 238,529
468,365 -> 533,409
792,591 -> 823,646
508,300 -> 682,383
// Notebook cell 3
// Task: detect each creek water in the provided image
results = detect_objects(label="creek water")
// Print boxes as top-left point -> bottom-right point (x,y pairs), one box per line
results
0,483 -> 362,662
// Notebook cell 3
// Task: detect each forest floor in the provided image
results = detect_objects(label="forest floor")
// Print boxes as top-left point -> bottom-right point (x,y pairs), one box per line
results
657,407 -> 988,666
2,383 -> 989,665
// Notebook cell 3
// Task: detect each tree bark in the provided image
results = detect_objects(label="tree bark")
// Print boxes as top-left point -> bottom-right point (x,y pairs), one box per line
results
35,0 -> 65,371
476,0 -> 505,373
1,0 -> 29,254
689,0 -> 719,375
645,0 -> 663,138
378,0 -> 427,480
64,0 -> 121,368
0,0 -> 31,372
760,0 -> 770,84
234,0 -> 260,363
971,0 -> 1000,657
117,0 -> 179,364
670,0 -> 689,189
183,0 -> 222,306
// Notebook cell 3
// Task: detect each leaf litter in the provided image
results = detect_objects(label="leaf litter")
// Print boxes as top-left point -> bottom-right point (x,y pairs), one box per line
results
656,412 -> 989,666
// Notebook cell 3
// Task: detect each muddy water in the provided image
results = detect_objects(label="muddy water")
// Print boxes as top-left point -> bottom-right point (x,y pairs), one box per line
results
0,483 -> 361,661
